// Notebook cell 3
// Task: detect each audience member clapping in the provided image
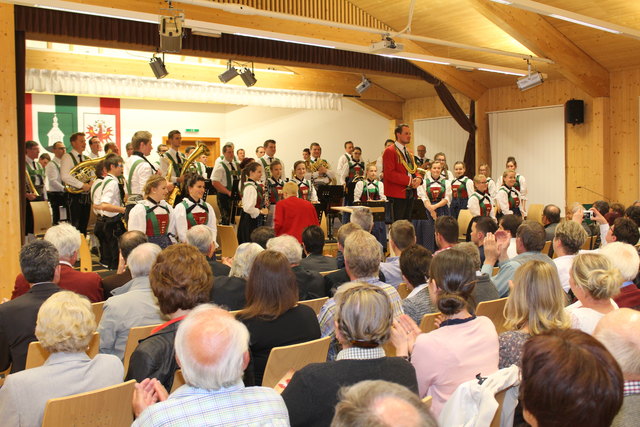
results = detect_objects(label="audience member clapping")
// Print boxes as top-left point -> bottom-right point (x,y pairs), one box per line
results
499,214 -> 522,259
520,329 -> 623,427
267,234 -> 325,299
0,291 -> 123,426
392,249 -> 499,417
126,244 -> 212,390
237,250 -> 321,386
282,283 -> 419,427
210,242 -> 263,311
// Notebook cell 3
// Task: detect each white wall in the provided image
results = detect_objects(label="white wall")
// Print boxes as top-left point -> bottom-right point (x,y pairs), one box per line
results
413,116 -> 469,166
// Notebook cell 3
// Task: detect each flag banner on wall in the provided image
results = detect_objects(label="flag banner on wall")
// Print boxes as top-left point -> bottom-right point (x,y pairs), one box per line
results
25,93 -> 121,153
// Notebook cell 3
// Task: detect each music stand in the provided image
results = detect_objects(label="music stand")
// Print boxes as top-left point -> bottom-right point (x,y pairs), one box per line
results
317,185 -> 345,240
353,200 -> 387,222
411,199 -> 429,221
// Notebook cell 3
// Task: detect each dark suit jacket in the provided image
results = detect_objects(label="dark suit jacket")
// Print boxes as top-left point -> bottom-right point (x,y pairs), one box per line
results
210,276 -> 247,311
102,269 -> 132,300
13,263 -> 103,302
324,269 -> 387,296
299,254 -> 338,273
0,282 -> 61,373
292,266 -> 325,299
208,258 -> 231,277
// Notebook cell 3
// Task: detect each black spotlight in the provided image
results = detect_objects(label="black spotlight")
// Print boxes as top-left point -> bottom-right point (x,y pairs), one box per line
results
218,67 -> 239,83
239,67 -> 257,87
149,56 -> 168,79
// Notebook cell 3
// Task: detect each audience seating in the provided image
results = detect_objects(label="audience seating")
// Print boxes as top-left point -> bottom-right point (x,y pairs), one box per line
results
208,194 -> 222,225
170,369 -> 185,393
41,380 -> 136,427
582,235 -> 596,251
298,297 -> 329,315
25,332 -> 100,370
422,395 -> 433,409
319,212 -> 328,238
476,297 -> 509,333
0,366 -> 10,387
492,266 -> 500,276
322,242 -> 339,258
218,225 -> 238,258
419,312 -> 440,334
396,283 -> 410,299
92,302 -> 105,325
542,240 -> 552,256
490,388 -> 509,427
122,324 -> 161,374
31,201 -> 53,237
319,269 -> 339,276
527,204 -> 544,225
261,336 -> 331,388
79,235 -> 92,272
457,209 -> 472,241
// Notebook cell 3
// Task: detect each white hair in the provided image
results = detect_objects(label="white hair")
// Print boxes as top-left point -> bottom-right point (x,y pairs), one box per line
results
599,242 -> 640,281
44,223 -> 81,259
127,243 -> 162,278
266,235 -> 302,264
186,224 -> 214,255
175,304 -> 250,389
229,243 -> 264,279
350,207 -> 373,232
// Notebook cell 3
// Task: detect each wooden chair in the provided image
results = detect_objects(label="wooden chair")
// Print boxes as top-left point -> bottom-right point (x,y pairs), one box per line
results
92,302 -> 105,325
261,336 -> 331,388
319,212 -> 328,238
218,224 -> 238,258
79,234 -> 93,272
490,388 -> 508,427
0,365 -> 11,387
582,235 -> 597,250
527,203 -> 544,225
41,380 -> 136,427
492,266 -> 500,276
422,395 -> 433,409
208,194 -> 222,224
476,297 -> 509,333
31,200 -> 52,236
122,324 -> 161,374
26,332 -> 100,370
170,369 -> 185,393
542,240 -> 552,256
419,312 -> 440,334
319,269 -> 339,276
457,209 -> 473,241
322,242 -> 339,258
396,282 -> 410,299
299,297 -> 329,315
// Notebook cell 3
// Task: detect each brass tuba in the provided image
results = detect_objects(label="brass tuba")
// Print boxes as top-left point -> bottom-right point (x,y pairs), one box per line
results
65,153 -> 111,193
166,142 -> 210,205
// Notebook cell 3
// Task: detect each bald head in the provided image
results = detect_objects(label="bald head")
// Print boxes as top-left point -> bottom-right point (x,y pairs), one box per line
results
175,304 -> 250,389
595,308 -> 640,379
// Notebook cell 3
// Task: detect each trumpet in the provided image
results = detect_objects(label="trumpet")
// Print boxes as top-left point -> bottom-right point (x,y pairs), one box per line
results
25,170 -> 40,197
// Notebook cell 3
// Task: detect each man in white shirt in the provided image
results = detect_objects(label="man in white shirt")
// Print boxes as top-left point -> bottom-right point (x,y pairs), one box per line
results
94,154 -> 126,270
87,136 -> 102,159
211,143 -> 240,225
258,139 -> 281,183
336,141 -> 354,185
414,144 -> 428,166
552,220 -> 588,292
123,131 -> 156,203
46,141 -> 66,224
159,130 -> 186,193
60,132 -> 92,234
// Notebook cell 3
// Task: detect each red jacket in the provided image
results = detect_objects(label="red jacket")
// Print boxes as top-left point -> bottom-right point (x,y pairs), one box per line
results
383,143 -> 413,199
613,284 -> 640,309
12,263 -> 104,302
274,196 -> 319,243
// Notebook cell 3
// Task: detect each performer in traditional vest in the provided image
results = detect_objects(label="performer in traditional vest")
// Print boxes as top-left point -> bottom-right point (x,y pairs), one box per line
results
433,152 -> 455,181
45,141 -> 67,225
496,169 -> 526,218
159,130 -> 187,193
93,154 -> 126,270
174,173 -> 217,244
265,160 -> 285,227
211,143 -> 240,225
478,163 -> 497,200
468,174 -> 496,220
335,141 -> 354,185
258,139 -> 282,183
61,132 -> 93,234
214,142 -> 236,167
237,162 -> 269,244
184,145 -> 208,177
416,161 -> 452,252
24,140 -> 46,236
339,146 -> 365,223
450,161 -> 475,219
354,163 -> 388,250
127,175 -> 176,248
123,130 -> 157,203
288,161 -> 318,202
496,156 -> 527,210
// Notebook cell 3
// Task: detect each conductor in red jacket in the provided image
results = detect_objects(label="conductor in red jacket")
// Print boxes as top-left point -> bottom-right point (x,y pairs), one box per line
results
274,181 -> 320,243
383,124 -> 423,221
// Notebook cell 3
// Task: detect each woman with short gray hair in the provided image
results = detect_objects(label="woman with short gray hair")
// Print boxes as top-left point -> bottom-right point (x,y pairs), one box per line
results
210,242 -> 263,310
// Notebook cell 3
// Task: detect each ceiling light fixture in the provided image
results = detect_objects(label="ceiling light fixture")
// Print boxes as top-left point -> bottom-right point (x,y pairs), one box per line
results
239,66 -> 257,87
218,61 -> 239,83
355,75 -> 371,94
149,54 -> 169,79
516,59 -> 544,91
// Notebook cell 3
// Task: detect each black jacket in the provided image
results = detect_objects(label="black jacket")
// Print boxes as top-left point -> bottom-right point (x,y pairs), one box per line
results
210,276 -> 246,311
292,266 -> 325,299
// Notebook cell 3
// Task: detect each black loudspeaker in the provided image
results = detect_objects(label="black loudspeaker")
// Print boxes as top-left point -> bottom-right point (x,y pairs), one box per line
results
565,99 -> 584,125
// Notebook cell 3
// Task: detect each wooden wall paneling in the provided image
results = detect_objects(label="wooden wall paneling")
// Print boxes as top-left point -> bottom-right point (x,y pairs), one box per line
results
0,3 -> 22,300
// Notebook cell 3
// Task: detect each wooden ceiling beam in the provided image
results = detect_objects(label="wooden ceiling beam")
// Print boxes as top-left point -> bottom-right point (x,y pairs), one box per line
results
351,99 -> 404,121
469,0 -> 610,97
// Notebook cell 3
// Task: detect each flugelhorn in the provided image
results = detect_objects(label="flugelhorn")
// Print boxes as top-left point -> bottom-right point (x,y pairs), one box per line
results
166,142 -> 210,205
65,152 -> 113,193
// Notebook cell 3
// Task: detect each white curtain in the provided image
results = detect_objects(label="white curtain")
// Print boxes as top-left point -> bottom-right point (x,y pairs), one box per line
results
413,116 -> 469,166
25,68 -> 343,111
488,105 -> 565,213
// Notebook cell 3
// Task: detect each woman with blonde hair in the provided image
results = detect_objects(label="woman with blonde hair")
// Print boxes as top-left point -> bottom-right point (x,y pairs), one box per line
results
499,260 -> 570,368
0,291 -> 123,426
566,253 -> 621,334
128,175 -> 176,248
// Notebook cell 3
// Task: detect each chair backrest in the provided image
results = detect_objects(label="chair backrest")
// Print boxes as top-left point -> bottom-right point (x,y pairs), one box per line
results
79,235 -> 92,272
122,324 -> 161,374
208,194 -> 222,224
476,297 -> 509,333
31,200 -> 52,236
261,336 -> 331,388
92,302 -> 105,325
319,269 -> 339,276
218,224 -> 238,258
0,365 -> 11,387
298,297 -> 329,315
457,209 -> 473,241
492,266 -> 500,276
41,380 -> 136,427
542,240 -> 552,256
26,332 -> 100,370
396,282 -> 410,299
322,242 -> 339,258
419,312 -> 440,334
527,204 -> 544,225
170,369 -> 185,393
319,212 -> 328,237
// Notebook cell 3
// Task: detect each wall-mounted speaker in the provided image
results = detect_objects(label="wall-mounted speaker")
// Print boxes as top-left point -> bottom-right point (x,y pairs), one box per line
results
565,99 -> 584,125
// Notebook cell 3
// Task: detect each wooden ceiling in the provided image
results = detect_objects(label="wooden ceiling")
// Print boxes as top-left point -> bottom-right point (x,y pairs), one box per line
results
17,0 -> 640,111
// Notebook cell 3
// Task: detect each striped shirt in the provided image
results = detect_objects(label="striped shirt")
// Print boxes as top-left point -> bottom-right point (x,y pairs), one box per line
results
133,382 -> 290,426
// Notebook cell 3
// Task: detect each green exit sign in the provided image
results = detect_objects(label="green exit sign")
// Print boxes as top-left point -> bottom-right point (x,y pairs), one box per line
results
185,129 -> 199,133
